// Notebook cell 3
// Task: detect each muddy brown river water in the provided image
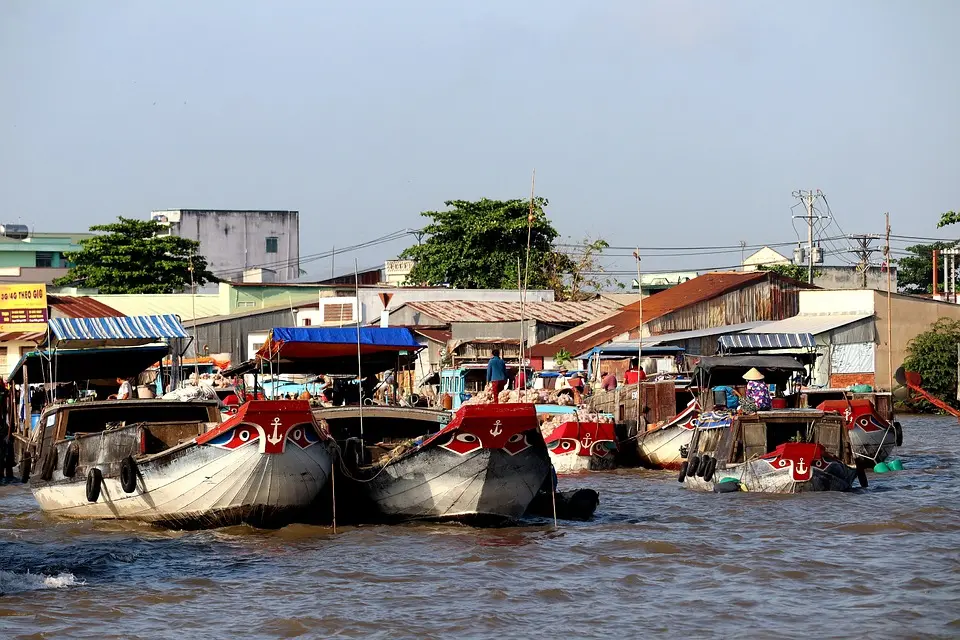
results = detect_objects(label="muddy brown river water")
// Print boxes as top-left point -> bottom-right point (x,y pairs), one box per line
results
1,414 -> 958,639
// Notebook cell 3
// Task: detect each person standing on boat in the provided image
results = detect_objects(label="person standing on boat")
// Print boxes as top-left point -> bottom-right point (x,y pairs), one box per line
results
600,371 -> 618,391
743,368 -> 771,411
486,349 -> 508,403
624,359 -> 647,385
116,377 -> 132,400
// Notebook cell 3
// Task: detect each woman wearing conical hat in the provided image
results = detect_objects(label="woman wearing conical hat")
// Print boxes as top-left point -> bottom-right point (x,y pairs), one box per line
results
743,367 -> 771,411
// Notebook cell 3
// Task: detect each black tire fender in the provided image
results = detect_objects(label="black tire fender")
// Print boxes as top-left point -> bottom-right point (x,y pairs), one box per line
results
120,456 -> 138,493
703,457 -> 718,482
86,468 -> 103,502
62,442 -> 80,478
696,455 -> 710,478
19,454 -> 31,483
894,421 -> 903,447
855,460 -> 869,488
677,461 -> 688,483
40,448 -> 58,482
687,455 -> 701,478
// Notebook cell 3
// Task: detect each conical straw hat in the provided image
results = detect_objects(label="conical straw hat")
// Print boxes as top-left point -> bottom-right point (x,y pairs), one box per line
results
742,367 -> 765,381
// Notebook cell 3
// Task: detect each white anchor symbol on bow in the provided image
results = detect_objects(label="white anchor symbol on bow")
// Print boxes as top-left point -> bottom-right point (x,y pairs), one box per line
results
266,417 -> 284,445
796,457 -> 808,474
581,432 -> 593,448
490,420 -> 503,437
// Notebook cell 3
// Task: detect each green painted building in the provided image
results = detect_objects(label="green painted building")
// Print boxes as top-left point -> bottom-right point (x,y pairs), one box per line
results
0,230 -> 93,283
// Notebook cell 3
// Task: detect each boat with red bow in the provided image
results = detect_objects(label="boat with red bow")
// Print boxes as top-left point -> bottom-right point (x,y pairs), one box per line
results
679,355 -> 864,493
541,413 -> 618,474
249,326 -> 553,524
634,398 -> 699,470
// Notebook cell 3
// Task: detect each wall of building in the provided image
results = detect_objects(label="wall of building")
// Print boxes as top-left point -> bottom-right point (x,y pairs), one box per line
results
0,267 -> 71,284
153,210 -> 300,282
644,279 -> 804,337
814,266 -> 897,292
185,307 -> 299,366
873,291 -> 960,391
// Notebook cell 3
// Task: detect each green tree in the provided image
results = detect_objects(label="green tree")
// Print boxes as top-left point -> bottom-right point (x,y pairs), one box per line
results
895,241 -> 954,294
400,198 -> 559,289
937,210 -> 960,228
756,263 -> 818,282
902,318 -> 960,411
548,237 -> 616,301
54,217 -> 217,294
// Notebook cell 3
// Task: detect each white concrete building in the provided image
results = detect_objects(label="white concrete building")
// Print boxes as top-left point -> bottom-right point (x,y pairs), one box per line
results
742,246 -> 792,271
151,209 -> 300,282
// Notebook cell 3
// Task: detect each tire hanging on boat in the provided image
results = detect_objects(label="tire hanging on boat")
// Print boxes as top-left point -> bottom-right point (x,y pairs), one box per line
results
687,455 -> 701,478
40,449 -> 58,482
894,421 -> 903,447
677,461 -> 688,483
856,464 -> 868,489
120,456 -> 138,493
702,457 -> 717,482
62,442 -> 80,478
85,468 -> 103,503
19,454 -> 31,483
695,455 -> 710,478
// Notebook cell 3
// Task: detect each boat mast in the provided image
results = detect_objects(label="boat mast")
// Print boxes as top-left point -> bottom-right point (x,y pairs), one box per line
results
521,169 -> 535,382
355,259 -> 365,442
885,213 -> 893,392
634,248 -> 642,425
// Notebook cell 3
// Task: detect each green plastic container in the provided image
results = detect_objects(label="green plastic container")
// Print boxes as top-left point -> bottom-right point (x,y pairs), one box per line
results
874,462 -> 890,473
887,459 -> 903,471
718,476 -> 739,483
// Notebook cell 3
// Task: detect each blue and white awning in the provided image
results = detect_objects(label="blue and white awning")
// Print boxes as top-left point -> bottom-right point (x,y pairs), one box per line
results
718,333 -> 816,353
49,315 -> 189,348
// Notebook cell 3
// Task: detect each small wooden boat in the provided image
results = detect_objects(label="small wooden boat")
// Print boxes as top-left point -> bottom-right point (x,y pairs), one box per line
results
680,355 -> 864,494
543,419 -> 617,473
635,398 -> 698,470
26,399 -> 333,528
814,399 -> 900,464
319,403 -> 551,524
680,410 -> 860,493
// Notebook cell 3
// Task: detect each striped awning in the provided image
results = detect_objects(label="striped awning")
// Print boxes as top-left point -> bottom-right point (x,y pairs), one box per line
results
718,333 -> 816,353
48,315 -> 189,348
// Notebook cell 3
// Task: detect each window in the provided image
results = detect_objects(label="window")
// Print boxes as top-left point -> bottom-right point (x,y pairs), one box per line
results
323,303 -> 354,323
36,252 -> 55,268
265,237 -> 279,253
302,318 -> 312,326
237,301 -> 257,308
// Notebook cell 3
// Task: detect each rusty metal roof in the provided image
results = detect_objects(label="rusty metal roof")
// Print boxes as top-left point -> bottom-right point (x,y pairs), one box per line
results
399,299 -> 619,324
529,272 -> 798,358
413,328 -> 453,344
48,295 -> 125,318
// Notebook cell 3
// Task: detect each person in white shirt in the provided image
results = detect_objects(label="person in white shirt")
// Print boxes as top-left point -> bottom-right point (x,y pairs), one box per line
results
116,377 -> 132,400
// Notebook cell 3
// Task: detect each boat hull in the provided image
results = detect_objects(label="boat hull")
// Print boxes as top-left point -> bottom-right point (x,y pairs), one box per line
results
849,425 -> 897,463
684,458 -> 857,493
548,450 -> 615,474
363,404 -> 551,524
367,446 -> 550,524
32,440 -> 333,528
636,424 -> 693,470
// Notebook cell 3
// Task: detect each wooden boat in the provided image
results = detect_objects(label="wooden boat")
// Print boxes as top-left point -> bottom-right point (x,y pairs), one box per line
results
246,326 -> 552,524
25,399 -> 333,528
635,398 -> 698,470
680,355 -> 864,494
543,418 -> 617,473
680,409 -> 860,493
317,402 -> 550,524
802,388 -> 900,463
814,399 -> 900,464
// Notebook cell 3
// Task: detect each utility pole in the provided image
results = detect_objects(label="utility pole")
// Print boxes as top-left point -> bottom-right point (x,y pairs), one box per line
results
792,190 -> 830,284
848,234 -> 880,288
740,240 -> 747,270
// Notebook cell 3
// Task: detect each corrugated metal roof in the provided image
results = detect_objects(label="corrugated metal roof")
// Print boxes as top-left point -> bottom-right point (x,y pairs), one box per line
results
0,331 -> 46,344
399,299 -> 618,324
48,295 -> 125,318
413,328 -> 452,344
87,294 -> 221,321
530,272 -> 797,358
614,321 -> 772,350
742,313 -> 872,335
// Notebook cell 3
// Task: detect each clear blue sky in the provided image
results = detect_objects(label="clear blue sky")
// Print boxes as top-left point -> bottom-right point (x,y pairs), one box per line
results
3,0 -> 958,279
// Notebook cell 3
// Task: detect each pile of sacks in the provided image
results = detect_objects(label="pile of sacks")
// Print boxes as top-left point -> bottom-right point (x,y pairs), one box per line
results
539,407 -> 613,439
461,388 -> 571,406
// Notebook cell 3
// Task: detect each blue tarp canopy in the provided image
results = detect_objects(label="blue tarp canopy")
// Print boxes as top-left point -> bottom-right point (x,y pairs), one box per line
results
717,333 -> 816,353
256,327 -> 423,375
8,344 -> 170,384
49,315 -> 189,349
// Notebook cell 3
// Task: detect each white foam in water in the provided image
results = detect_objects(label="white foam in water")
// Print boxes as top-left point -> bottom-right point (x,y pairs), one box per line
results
0,570 -> 84,594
